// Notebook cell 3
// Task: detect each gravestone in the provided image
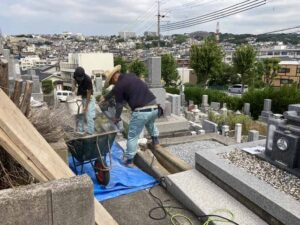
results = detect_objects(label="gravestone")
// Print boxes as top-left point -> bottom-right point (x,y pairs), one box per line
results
220,103 -> 228,117
243,103 -> 251,116
259,99 -> 273,123
235,123 -> 242,143
264,104 -> 300,175
146,57 -> 166,110
94,77 -> 102,95
222,125 -> 230,136
164,101 -> 172,117
166,93 -> 181,116
201,95 -> 209,113
180,84 -> 185,107
211,102 -> 220,111
248,130 -> 259,142
202,119 -> 218,133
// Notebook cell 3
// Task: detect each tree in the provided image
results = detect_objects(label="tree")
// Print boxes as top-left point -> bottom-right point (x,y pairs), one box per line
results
262,58 -> 281,86
128,59 -> 148,78
190,37 -> 223,85
232,44 -> 256,88
209,63 -> 239,86
114,56 -> 127,73
161,54 -> 179,87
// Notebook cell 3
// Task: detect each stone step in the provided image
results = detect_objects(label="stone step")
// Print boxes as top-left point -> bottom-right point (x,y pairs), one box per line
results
195,140 -> 300,225
165,169 -> 268,225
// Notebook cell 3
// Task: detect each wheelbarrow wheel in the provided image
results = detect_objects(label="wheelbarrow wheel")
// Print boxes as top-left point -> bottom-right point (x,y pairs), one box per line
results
94,159 -> 110,186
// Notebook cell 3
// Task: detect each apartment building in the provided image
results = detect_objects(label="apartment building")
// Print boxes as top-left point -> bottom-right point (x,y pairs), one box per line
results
273,61 -> 300,87
60,52 -> 114,82
20,55 -> 51,71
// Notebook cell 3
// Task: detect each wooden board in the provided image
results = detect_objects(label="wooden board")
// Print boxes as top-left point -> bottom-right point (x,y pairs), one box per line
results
0,89 -> 118,225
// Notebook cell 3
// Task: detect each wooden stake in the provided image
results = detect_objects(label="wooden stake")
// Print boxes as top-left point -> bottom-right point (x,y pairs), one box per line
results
0,59 -> 9,95
10,79 -> 23,106
19,80 -> 33,116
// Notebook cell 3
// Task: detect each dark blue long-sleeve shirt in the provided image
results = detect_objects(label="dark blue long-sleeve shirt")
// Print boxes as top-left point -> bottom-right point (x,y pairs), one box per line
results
107,74 -> 156,119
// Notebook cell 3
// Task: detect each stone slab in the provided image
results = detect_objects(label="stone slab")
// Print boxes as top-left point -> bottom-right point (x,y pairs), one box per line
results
202,119 -> 218,133
0,175 -> 94,225
149,87 -> 166,109
166,169 -> 268,225
195,140 -> 300,225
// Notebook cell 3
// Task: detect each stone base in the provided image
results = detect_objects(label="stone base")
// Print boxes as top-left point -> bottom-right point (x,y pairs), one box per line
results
195,140 -> 300,225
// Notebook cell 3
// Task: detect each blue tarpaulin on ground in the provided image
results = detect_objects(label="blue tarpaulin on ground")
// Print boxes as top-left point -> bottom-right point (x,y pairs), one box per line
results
69,142 -> 157,202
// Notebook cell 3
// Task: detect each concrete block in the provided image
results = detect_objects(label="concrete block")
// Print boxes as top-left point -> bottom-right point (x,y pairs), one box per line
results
0,175 -> 94,225
50,141 -> 69,164
195,140 -> 300,225
202,120 -> 218,133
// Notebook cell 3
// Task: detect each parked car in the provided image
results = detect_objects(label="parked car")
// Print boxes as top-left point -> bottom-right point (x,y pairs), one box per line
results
56,90 -> 72,102
228,84 -> 248,94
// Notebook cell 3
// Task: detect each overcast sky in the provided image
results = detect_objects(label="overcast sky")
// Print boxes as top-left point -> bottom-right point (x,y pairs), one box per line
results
0,0 -> 299,35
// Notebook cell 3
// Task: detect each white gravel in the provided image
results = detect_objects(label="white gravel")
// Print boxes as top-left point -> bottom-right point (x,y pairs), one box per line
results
221,149 -> 300,202
168,141 -> 224,167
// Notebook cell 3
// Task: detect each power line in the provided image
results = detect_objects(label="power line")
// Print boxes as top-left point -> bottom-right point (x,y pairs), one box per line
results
259,25 -> 300,35
161,0 -> 266,31
162,0 -> 261,29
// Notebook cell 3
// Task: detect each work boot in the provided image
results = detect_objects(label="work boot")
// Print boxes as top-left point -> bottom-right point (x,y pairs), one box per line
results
122,157 -> 135,167
151,136 -> 160,150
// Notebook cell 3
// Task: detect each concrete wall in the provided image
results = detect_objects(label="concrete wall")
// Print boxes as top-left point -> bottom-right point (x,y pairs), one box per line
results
0,175 -> 95,225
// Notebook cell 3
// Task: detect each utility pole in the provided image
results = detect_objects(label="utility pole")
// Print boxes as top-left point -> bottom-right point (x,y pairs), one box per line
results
157,0 -> 160,48
157,0 -> 165,48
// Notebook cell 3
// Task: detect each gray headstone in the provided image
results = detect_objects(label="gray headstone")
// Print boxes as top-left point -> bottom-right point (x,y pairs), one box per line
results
167,93 -> 181,115
201,95 -> 209,112
211,102 -> 220,111
149,87 -> 166,110
248,130 -> 259,142
95,77 -> 102,93
259,99 -> 273,123
243,103 -> 251,115
146,57 -> 162,88
263,99 -> 272,111
202,119 -> 218,133
164,100 -> 172,116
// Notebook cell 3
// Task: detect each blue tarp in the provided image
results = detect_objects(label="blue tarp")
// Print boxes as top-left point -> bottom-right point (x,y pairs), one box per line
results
69,142 -> 157,202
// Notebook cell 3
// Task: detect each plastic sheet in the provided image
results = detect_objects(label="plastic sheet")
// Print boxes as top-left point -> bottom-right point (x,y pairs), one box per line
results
69,142 -> 157,201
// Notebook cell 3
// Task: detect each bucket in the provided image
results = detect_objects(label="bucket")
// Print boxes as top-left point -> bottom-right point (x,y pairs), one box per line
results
66,96 -> 83,115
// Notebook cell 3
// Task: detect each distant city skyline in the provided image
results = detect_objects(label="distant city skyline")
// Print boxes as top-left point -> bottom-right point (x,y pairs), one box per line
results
0,0 -> 299,35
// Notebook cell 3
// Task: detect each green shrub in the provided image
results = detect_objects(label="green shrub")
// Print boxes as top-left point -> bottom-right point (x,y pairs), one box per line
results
209,111 -> 252,135
186,85 -> 300,119
41,80 -> 53,94
165,87 -> 180,95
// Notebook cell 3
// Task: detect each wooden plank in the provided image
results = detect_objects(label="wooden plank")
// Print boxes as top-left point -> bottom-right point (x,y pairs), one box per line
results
0,128 -> 48,182
0,59 -> 9,95
10,79 -> 23,106
19,80 -> 33,116
0,89 -> 118,225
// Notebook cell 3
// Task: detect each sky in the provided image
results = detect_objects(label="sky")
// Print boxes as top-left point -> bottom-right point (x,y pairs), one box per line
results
0,0 -> 299,36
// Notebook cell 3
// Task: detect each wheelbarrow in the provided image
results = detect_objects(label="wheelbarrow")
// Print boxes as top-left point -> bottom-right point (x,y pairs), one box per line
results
67,113 -> 118,186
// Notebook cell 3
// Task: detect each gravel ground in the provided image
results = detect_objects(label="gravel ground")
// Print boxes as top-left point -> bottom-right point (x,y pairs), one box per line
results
168,141 -> 224,167
221,149 -> 300,202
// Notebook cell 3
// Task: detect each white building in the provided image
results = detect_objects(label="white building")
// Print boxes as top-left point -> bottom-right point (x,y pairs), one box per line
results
60,52 -> 114,82
118,31 -> 136,40
20,55 -> 51,71
177,67 -> 197,85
